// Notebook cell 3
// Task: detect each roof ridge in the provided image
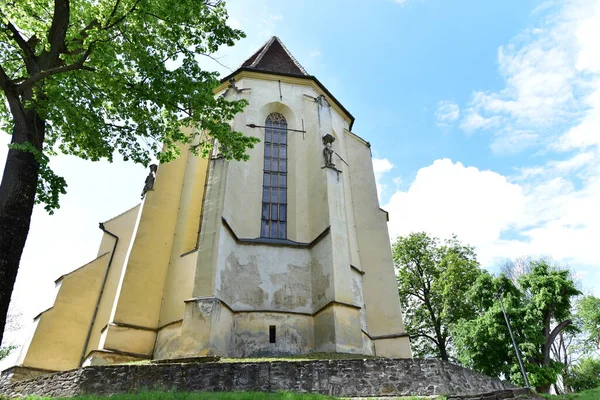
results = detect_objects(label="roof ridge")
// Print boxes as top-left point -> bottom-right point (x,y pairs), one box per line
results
250,36 -> 276,68
272,36 -> 308,75
239,36 -> 308,76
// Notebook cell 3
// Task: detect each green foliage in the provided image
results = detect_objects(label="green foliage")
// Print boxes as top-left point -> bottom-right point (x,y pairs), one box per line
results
565,358 -> 600,393
519,260 -> 580,327
452,259 -> 581,389
0,344 -> 16,360
1,0 -> 258,212
541,387 -> 600,400
575,296 -> 600,351
8,142 -> 67,214
394,232 -> 482,360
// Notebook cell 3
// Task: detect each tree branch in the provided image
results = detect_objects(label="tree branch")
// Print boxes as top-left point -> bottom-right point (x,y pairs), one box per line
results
1,21 -> 37,70
16,51 -> 94,93
106,0 -> 122,25
104,0 -> 142,30
410,333 -> 440,346
198,52 -> 233,73
548,320 -> 572,347
39,0 -> 70,69
545,319 -> 572,364
0,63 -> 11,89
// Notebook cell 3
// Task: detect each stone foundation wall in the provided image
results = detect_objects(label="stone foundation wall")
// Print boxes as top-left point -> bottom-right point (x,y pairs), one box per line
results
1,359 -> 515,398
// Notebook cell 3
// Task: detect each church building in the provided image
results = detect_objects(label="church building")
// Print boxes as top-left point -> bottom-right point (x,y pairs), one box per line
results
10,37 -> 412,374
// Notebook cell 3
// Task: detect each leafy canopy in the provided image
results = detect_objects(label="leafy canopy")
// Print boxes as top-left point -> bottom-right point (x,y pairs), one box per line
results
565,357 -> 600,392
575,296 -> 600,350
452,259 -> 581,389
0,0 -> 258,212
0,344 -> 16,361
394,232 -> 482,361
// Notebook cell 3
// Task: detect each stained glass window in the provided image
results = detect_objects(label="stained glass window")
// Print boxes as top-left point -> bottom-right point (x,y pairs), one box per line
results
261,113 -> 287,239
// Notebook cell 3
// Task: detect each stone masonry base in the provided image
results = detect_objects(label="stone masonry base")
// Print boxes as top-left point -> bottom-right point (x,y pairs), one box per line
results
1,358 -> 522,398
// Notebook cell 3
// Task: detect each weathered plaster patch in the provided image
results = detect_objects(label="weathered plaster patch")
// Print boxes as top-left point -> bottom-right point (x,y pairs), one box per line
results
220,252 -> 268,308
231,313 -> 313,357
154,322 -> 183,360
351,270 -> 367,332
270,263 -> 311,310
310,260 -> 330,309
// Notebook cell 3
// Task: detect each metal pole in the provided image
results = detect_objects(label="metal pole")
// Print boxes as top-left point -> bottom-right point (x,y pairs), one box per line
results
498,288 -> 530,388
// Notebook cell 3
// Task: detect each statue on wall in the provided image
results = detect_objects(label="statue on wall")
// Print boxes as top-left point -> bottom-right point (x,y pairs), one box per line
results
141,164 -> 158,199
322,134 -> 336,167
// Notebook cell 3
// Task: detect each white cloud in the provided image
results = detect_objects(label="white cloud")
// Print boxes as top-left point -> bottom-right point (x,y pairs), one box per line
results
489,129 -> 539,154
555,84 -> 600,150
416,0 -> 600,276
383,159 -> 525,261
372,157 -> 394,201
381,153 -> 600,274
575,0 -> 600,73
381,0 -> 600,274
435,101 -> 460,127
459,110 -> 501,132
392,0 -> 409,4
309,50 -> 321,58
458,0 -> 600,153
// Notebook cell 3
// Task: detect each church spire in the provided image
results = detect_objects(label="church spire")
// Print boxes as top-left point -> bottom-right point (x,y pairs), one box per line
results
240,36 -> 308,76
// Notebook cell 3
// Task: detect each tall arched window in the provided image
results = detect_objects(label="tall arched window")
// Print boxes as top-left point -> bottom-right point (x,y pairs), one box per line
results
261,113 -> 288,239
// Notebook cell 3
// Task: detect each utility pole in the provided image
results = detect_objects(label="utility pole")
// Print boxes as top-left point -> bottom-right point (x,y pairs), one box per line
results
497,287 -> 530,388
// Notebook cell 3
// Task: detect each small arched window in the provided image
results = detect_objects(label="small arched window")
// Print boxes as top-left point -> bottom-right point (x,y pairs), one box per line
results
261,113 -> 287,239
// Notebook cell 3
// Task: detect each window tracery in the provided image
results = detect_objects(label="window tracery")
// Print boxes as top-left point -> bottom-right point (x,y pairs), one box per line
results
260,112 -> 288,239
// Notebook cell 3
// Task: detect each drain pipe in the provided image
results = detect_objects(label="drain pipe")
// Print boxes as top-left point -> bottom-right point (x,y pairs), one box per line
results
79,223 -> 119,366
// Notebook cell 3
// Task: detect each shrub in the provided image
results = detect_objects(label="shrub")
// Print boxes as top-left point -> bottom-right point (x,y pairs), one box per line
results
565,357 -> 600,392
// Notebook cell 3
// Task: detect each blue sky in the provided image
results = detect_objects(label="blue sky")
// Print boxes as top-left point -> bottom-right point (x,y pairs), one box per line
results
219,0 -> 600,287
1,0 -> 600,355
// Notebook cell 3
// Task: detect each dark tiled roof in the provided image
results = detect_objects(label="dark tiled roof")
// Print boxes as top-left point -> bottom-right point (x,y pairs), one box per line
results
222,36 -> 355,130
240,36 -> 308,76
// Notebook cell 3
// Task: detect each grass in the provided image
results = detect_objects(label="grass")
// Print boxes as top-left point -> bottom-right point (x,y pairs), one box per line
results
22,393 -> 334,400
219,352 -> 381,363
122,353 -> 381,366
540,387 -> 600,400
19,392 -> 444,400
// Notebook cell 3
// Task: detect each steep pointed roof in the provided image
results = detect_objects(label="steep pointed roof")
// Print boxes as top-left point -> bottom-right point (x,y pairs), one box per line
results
240,36 -> 308,76
220,36 -> 355,130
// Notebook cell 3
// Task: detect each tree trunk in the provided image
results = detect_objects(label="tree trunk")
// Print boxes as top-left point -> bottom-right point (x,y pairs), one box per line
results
537,383 -> 551,394
544,319 -> 572,365
0,120 -> 41,346
435,323 -> 449,361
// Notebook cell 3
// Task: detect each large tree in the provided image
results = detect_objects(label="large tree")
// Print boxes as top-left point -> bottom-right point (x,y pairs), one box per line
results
393,232 -> 482,361
452,259 -> 581,392
0,0 -> 258,345
552,295 -> 600,394
575,295 -> 600,351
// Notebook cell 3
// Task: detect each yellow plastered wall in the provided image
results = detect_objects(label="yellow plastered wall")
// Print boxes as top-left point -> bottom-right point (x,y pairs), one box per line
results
84,205 -> 141,358
182,153 -> 209,252
345,131 -> 411,357
102,323 -> 156,355
221,76 -> 343,243
192,158 -> 228,298
107,140 -> 190,332
20,253 -> 110,371
158,148 -> 209,327
154,321 -> 183,360
303,96 -> 331,240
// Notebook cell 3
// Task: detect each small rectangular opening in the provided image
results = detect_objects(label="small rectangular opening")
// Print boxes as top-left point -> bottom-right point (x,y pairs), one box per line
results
269,325 -> 276,343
